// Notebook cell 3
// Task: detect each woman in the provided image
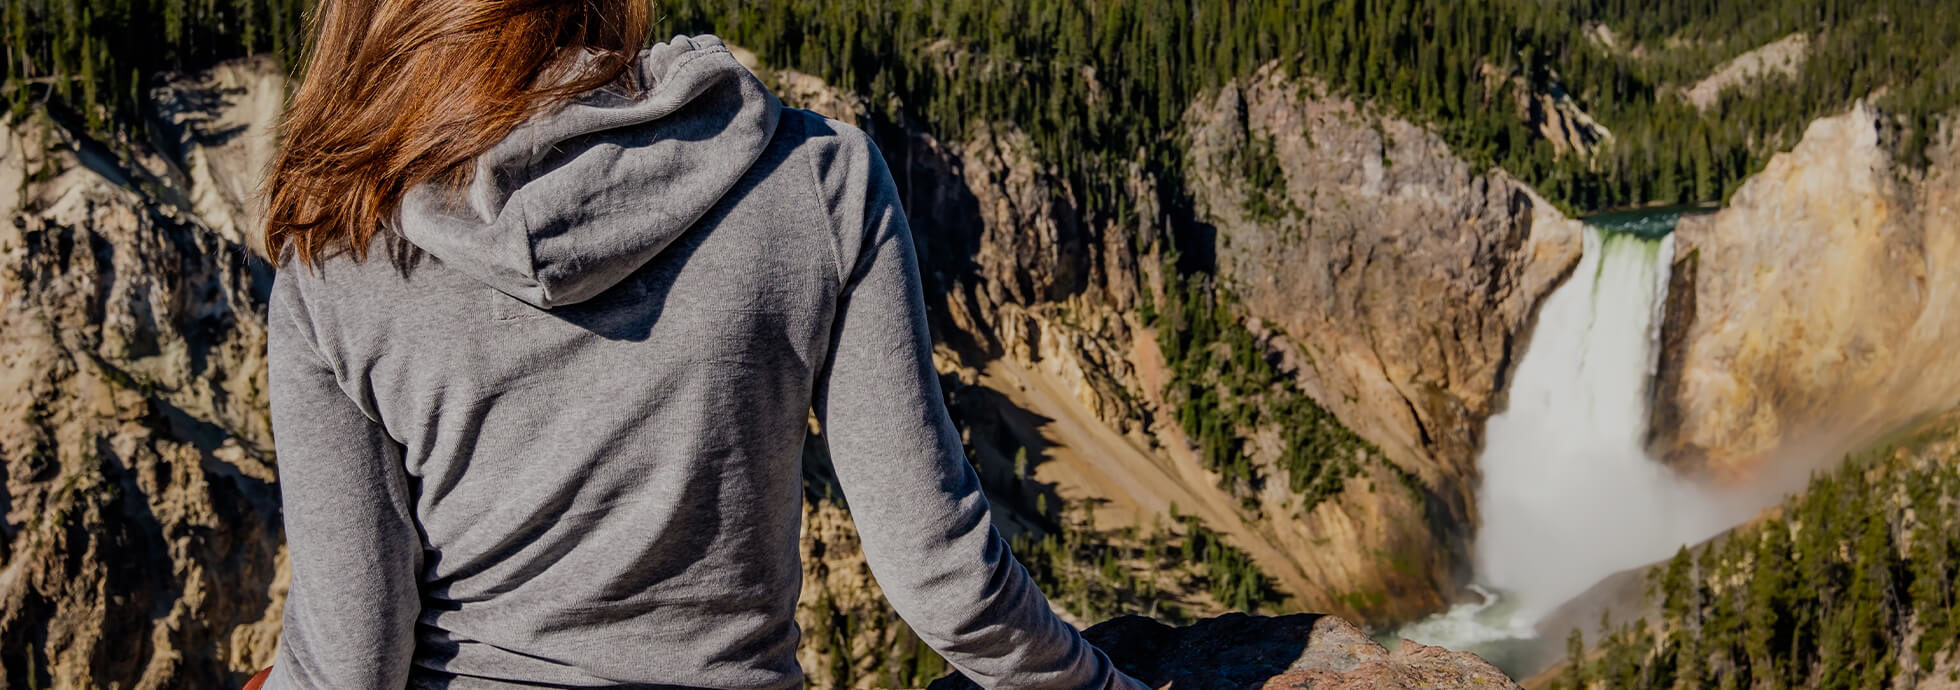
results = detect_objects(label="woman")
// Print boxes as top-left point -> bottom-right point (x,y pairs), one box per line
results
259,1 -> 1144,688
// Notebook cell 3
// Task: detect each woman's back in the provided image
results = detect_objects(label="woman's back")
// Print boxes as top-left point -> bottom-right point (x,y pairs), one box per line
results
264,35 -> 1136,689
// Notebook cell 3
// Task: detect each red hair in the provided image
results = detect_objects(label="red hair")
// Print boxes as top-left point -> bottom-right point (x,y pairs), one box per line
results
265,0 -> 653,266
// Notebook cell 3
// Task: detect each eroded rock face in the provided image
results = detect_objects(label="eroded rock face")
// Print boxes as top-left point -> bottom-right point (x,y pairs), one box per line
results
1187,64 -> 1583,481
1180,63 -> 1583,617
144,56 -> 288,254
899,119 -> 1154,433
750,58 -> 1154,437
1476,63 -> 1614,159
1681,33 -> 1811,111
929,613 -> 1520,690
0,106 -> 282,687
1655,104 -> 1960,479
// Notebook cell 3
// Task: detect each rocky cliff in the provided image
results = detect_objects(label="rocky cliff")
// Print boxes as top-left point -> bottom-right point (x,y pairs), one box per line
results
1654,103 -> 1960,480
1681,33 -> 1811,112
933,613 -> 1521,690
1180,63 -> 1583,619
0,71 -> 284,686
1476,63 -> 1615,159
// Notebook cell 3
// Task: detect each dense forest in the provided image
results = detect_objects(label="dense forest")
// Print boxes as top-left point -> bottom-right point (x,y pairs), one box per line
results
1552,423 -> 1960,689
660,0 -> 1960,213
1,0 -> 306,130
1143,262 -> 1378,513
6,0 -> 1956,208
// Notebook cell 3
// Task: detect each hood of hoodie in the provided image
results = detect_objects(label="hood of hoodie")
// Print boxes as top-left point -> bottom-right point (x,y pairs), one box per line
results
397,35 -> 782,309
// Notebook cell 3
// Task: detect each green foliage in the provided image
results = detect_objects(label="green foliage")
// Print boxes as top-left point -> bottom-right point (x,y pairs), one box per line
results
1145,265 -> 1375,513
662,0 -> 1960,224
1,0 -> 308,136
1010,502 -> 1286,623
884,624 -> 949,689
1234,131 -> 1296,223
10,0 -> 1959,214
801,587 -> 953,688
1556,427 -> 1960,689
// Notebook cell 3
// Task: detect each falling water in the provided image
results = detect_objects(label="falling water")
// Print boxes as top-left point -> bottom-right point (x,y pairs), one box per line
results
1397,216 -> 1759,675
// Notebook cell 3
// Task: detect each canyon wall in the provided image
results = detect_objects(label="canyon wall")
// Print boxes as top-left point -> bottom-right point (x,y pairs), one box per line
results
1187,63 -> 1582,491
1655,103 -> 1960,480
1179,64 -> 1583,617
0,75 -> 284,687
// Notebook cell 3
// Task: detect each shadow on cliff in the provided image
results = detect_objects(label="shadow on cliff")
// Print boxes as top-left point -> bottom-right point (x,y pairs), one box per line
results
948,382 -> 1081,531
149,77 -> 253,156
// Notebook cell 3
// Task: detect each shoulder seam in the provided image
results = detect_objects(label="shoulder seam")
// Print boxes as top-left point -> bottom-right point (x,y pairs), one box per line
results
273,271 -> 335,369
272,270 -> 386,427
793,111 -> 849,295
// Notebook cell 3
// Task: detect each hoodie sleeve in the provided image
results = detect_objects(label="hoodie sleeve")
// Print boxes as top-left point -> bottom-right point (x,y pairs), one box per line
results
809,121 -> 1145,690
262,272 -> 424,690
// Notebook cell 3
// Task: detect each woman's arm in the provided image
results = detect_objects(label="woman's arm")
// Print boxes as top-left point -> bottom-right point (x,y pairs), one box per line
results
811,122 -> 1143,690
263,274 -> 424,689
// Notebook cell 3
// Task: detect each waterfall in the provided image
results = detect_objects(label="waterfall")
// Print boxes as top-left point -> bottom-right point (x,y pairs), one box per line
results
1397,220 -> 1759,673
1478,225 -> 1728,620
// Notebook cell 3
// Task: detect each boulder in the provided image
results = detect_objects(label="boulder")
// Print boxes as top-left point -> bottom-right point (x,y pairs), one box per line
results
930,613 -> 1520,690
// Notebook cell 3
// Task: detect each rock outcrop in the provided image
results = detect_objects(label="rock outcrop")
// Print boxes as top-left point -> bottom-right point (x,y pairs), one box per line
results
0,95 -> 283,687
1681,33 -> 1811,111
930,613 -> 1521,690
1477,63 -> 1615,159
143,56 -> 288,254
1181,63 -> 1584,619
904,119 -> 1152,431
1655,103 -> 1960,479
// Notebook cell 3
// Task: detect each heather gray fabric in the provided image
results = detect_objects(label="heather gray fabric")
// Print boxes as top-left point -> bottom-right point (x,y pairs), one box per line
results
263,35 -> 1141,690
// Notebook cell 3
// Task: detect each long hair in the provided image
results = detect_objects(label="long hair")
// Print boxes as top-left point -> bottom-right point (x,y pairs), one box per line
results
264,0 -> 654,267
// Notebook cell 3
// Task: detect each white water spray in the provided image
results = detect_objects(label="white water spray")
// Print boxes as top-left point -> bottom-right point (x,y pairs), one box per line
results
1399,221 -> 1763,671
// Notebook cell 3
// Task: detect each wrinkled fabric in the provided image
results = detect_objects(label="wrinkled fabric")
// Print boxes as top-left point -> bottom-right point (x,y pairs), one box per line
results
264,34 -> 1142,690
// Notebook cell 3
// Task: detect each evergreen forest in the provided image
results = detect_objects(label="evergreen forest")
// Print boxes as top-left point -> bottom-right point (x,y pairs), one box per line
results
1552,422 -> 1960,689
5,0 -> 1957,210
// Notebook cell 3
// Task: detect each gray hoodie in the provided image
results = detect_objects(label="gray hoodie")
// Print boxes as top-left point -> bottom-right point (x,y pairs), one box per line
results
264,35 -> 1140,690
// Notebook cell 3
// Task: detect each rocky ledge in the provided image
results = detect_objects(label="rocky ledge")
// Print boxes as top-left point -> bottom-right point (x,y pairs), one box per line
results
929,614 -> 1519,690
